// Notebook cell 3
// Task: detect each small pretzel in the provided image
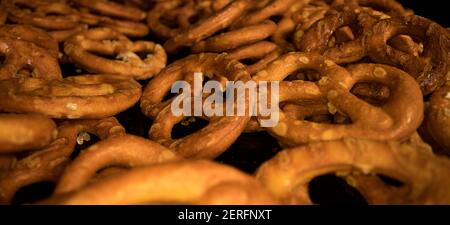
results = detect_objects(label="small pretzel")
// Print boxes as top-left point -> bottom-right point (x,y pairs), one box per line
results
47,24 -> 88,42
73,0 -> 146,21
41,160 -> 277,205
0,117 -> 125,204
365,15 -> 450,95
191,20 -> 277,53
254,53 -> 423,146
142,53 -> 251,158
163,0 -> 251,53
4,0 -> 81,31
0,37 -> 62,80
0,24 -> 59,58
64,27 -> 167,79
0,113 -> 57,154
424,83 -> 450,153
256,138 -> 450,204
0,75 -> 142,119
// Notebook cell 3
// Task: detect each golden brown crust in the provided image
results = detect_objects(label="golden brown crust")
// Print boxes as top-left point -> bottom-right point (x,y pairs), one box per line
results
424,83 -> 450,153
42,160 -> 277,205
73,0 -> 146,22
0,113 -> 57,154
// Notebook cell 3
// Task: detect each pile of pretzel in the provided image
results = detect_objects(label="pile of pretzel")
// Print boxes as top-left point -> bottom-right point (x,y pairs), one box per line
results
0,0 -> 450,205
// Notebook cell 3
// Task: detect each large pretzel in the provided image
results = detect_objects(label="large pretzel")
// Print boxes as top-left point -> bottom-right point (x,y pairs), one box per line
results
41,160 -> 277,205
365,15 -> 450,95
0,75 -> 142,119
0,117 -> 125,204
141,53 -> 251,158
0,37 -> 61,80
0,113 -> 57,154
64,27 -> 166,79
254,52 -> 423,146
256,138 -> 450,204
54,135 -> 181,194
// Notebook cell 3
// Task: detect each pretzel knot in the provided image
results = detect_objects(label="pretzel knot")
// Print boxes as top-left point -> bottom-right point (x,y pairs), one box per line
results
0,113 -> 57,154
365,15 -> 450,95
64,27 -> 167,80
141,53 -> 252,159
0,75 -> 142,119
256,138 -> 450,204
0,36 -> 62,80
3,0 -> 80,31
41,160 -> 277,205
254,52 -> 423,146
0,117 -> 125,204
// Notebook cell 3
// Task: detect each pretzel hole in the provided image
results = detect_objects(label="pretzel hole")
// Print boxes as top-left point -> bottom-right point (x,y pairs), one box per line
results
378,174 -> 404,187
11,181 -> 55,205
13,2 -> 35,12
215,131 -> 282,173
70,132 -> 100,160
309,174 -> 368,205
0,53 -> 5,65
269,15 -> 283,23
351,82 -> 390,106
285,70 -> 322,81
171,117 -> 209,139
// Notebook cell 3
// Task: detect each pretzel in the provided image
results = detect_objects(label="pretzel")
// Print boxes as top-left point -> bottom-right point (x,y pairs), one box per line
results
73,0 -> 146,22
191,20 -> 278,53
163,0 -> 251,53
228,41 -> 282,75
147,0 -> 214,39
256,138 -> 450,204
64,28 -> 167,79
0,75 -> 142,119
0,37 -> 62,80
141,53 -> 251,158
254,53 -> 423,146
3,0 -> 81,31
47,24 -> 88,42
0,117 -> 125,204
0,113 -> 57,154
347,0 -> 413,17
297,6 -> 388,64
54,134 -> 180,194
0,6 -> 6,25
0,24 -> 59,58
40,160 -> 277,205
365,16 -> 450,95
232,0 -> 298,28
423,83 -> 450,153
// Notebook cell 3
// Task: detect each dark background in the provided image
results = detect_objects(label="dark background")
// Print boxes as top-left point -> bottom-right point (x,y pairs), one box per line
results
397,0 -> 448,27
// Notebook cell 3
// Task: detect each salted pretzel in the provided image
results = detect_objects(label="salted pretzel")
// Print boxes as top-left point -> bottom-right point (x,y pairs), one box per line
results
163,0 -> 251,53
73,0 -> 146,22
0,117 -> 125,204
254,53 -> 423,146
141,53 -> 251,158
54,134 -> 181,194
256,138 -> 450,204
191,20 -> 278,53
228,41 -> 282,75
0,37 -> 62,80
147,0 -> 215,39
0,24 -> 59,58
365,15 -> 450,95
0,113 -> 57,154
64,28 -> 167,79
297,6 -> 389,64
423,83 -> 450,153
41,160 -> 277,205
0,74 -> 141,119
3,0 -> 81,32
